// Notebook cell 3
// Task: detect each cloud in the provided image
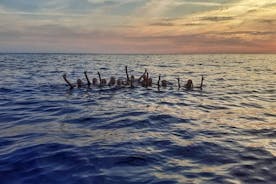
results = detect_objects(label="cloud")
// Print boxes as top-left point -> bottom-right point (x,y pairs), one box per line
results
200,16 -> 235,22
135,0 -> 234,19
0,0 -> 275,53
149,22 -> 175,26
0,0 -> 47,11
125,33 -> 253,46
182,23 -> 205,26
107,0 -> 148,16
258,19 -> 276,24
0,0 -> 118,14
218,31 -> 276,36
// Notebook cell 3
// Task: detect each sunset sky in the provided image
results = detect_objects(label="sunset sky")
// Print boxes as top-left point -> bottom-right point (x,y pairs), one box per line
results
0,0 -> 275,53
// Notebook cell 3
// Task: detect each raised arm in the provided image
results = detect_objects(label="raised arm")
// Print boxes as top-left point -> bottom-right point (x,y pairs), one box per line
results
97,72 -> 102,85
146,72 -> 149,87
130,76 -> 134,88
84,71 -> 91,86
199,75 -> 204,89
62,74 -> 74,89
125,66 -> 130,83
193,75 -> 204,89
177,77 -> 181,89
158,75 -> 161,88
138,69 -> 147,82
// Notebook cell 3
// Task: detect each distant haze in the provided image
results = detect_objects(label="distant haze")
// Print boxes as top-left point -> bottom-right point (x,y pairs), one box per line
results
0,0 -> 275,54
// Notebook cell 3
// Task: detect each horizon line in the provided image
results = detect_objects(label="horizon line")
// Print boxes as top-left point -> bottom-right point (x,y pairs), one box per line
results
0,52 -> 276,55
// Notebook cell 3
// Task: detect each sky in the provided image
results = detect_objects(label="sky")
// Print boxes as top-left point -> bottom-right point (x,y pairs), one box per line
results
0,0 -> 275,54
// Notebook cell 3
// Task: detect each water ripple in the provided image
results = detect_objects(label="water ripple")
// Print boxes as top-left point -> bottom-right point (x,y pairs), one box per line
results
0,54 -> 275,183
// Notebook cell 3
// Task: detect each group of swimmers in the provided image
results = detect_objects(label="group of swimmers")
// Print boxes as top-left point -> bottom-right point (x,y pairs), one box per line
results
63,66 -> 204,90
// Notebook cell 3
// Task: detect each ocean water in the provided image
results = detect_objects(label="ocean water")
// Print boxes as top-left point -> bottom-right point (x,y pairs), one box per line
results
0,54 -> 275,184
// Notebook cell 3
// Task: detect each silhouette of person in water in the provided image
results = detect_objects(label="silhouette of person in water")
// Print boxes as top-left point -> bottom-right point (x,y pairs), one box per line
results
117,79 -> 123,86
183,76 -> 204,90
108,76 -> 116,86
63,74 -> 74,89
130,75 -> 135,88
63,68 -> 204,90
63,74 -> 83,89
84,71 -> 91,86
138,69 -> 147,83
185,79 -> 193,90
97,72 -> 107,86
92,78 -> 98,85
157,75 -> 168,88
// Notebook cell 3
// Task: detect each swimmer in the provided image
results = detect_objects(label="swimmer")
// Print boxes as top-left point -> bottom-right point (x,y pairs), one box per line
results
138,69 -> 147,83
97,72 -> 106,86
184,76 -> 204,90
141,71 -> 151,87
146,72 -> 149,87
130,75 -> 135,88
62,73 -> 83,89
76,78 -> 83,88
108,76 -> 116,86
157,75 -> 167,88
161,80 -> 167,87
184,79 -> 193,90
101,79 -> 107,85
92,78 -> 98,85
84,71 -> 91,86
62,73 -> 75,89
122,80 -> 128,86
117,79 -> 123,86
194,75 -> 204,89
141,75 -> 147,87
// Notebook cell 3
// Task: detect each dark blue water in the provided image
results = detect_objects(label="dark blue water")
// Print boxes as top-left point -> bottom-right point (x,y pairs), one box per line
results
0,54 -> 275,184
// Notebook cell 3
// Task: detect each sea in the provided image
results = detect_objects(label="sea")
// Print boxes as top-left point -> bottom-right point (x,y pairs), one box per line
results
0,54 -> 275,184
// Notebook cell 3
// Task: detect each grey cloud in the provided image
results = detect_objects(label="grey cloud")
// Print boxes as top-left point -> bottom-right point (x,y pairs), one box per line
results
149,22 -> 175,26
165,4 -> 217,18
0,0 -> 117,13
108,0 -> 148,16
0,0 -> 47,11
263,2 -> 276,7
0,24 -> 123,41
63,0 -> 117,13
149,22 -> 206,27
179,0 -> 238,4
182,23 -> 205,26
214,31 -> 276,36
200,16 -> 235,22
258,19 -> 276,24
161,18 -> 182,21
125,33 -> 254,47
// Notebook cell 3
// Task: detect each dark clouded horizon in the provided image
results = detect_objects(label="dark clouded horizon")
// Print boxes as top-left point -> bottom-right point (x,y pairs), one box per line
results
0,0 -> 275,53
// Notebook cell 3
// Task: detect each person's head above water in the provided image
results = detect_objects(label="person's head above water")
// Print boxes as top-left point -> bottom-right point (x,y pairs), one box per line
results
77,79 -> 83,88
161,80 -> 167,87
92,78 -> 98,85
185,79 -> 193,90
108,76 -> 116,86
117,79 -> 122,86
101,79 -> 107,85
